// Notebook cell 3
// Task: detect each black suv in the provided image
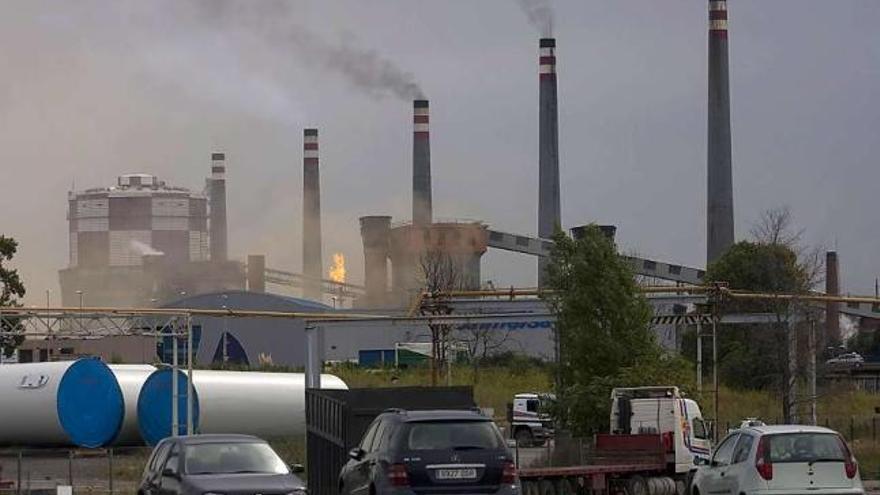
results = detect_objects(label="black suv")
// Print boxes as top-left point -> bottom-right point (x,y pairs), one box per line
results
339,409 -> 519,495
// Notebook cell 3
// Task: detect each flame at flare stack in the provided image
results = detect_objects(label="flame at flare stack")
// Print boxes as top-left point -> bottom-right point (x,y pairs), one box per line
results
329,253 -> 346,284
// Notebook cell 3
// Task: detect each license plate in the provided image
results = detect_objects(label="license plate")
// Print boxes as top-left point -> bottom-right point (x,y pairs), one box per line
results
435,468 -> 477,480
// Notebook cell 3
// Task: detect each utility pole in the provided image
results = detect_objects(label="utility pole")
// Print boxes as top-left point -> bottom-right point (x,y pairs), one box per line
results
712,318 -> 719,442
809,316 -> 817,426
696,321 -> 703,392
786,309 -> 799,424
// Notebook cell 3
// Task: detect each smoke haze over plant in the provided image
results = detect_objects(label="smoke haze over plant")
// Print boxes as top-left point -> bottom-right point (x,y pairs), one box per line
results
0,1 -> 877,307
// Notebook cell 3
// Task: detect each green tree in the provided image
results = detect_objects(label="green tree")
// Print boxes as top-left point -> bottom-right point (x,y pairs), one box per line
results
696,240 -> 810,421
0,235 -> 26,357
544,225 -> 691,435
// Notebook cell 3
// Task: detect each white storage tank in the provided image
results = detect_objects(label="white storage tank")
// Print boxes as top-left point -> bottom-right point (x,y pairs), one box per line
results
0,358 -> 125,447
136,370 -> 347,445
108,364 -> 156,445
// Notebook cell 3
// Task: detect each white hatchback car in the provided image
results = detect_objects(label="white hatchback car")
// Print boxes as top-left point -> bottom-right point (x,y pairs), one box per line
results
692,425 -> 864,495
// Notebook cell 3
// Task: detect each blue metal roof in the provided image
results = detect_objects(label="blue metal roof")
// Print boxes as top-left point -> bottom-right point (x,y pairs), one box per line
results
162,290 -> 333,312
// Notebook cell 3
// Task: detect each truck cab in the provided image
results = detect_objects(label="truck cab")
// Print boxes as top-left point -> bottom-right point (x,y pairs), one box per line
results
610,386 -> 711,474
510,392 -> 555,447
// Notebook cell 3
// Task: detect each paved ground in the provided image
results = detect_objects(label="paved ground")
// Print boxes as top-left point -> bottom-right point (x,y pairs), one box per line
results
3,447 -> 880,494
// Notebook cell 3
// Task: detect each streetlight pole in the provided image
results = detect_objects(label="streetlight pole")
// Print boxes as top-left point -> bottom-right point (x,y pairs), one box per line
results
221,294 -> 228,364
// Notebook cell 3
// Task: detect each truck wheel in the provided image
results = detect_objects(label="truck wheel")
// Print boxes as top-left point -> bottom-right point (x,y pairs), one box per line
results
555,478 -> 574,495
625,475 -> 648,495
523,480 -> 540,495
515,428 -> 534,448
539,480 -> 556,495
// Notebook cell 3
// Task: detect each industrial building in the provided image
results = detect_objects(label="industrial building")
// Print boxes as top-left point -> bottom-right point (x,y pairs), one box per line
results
38,20 -> 747,368
58,155 -> 244,308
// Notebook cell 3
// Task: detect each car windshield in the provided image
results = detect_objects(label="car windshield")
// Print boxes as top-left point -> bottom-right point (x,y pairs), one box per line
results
406,421 -> 503,450
767,433 -> 847,463
184,442 -> 289,475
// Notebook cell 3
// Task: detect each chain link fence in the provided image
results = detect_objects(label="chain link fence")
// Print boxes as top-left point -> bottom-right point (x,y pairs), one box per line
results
0,448 -> 151,495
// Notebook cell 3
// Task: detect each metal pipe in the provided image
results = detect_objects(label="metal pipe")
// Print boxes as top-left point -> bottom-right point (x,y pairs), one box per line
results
186,315 -> 194,436
172,330 -> 179,437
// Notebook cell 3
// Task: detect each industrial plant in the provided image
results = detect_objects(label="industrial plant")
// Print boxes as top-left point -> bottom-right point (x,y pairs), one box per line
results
58,155 -> 244,309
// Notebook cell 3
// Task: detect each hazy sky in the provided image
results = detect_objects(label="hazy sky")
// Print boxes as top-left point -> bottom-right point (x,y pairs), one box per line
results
1,0 -> 878,305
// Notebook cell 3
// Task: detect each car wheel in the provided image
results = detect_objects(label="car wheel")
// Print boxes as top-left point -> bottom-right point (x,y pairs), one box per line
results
515,428 -> 534,448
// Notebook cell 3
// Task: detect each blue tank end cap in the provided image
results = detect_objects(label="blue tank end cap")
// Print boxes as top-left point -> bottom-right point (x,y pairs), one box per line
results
56,357 -> 125,448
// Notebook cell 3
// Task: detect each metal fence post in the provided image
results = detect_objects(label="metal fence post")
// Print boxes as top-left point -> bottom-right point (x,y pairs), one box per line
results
16,451 -> 22,495
108,448 -> 114,495
68,450 -> 73,487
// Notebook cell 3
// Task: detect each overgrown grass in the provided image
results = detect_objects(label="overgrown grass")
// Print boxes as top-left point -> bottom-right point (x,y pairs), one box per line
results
331,365 -> 553,419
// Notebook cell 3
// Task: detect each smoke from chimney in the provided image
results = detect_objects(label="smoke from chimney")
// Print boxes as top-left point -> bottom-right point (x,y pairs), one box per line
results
413,99 -> 432,226
707,0 -> 735,263
537,38 -> 560,287
302,128 -> 323,301
194,1 -> 424,101
209,152 -> 228,262
517,0 -> 555,37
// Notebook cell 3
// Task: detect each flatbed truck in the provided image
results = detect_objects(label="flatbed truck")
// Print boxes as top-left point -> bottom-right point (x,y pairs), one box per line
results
517,386 -> 712,495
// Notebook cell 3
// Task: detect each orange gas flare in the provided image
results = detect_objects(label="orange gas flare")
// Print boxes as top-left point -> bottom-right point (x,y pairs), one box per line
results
329,253 -> 346,283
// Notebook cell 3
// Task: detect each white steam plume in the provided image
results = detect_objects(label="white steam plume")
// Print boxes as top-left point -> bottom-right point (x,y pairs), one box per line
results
130,240 -> 164,257
517,0 -> 555,38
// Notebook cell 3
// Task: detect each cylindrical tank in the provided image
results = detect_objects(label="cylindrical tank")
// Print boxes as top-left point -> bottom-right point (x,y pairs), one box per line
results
108,364 -> 156,445
137,370 -> 348,445
0,358 -> 124,448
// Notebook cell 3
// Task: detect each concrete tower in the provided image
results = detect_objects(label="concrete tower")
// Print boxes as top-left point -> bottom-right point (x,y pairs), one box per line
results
302,128 -> 323,301
359,215 -> 392,307
707,0 -> 735,264
538,38 -> 560,287
412,99 -> 432,227
209,153 -> 228,262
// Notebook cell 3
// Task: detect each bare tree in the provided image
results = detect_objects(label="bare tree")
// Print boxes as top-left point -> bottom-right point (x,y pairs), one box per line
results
750,206 -> 824,289
418,249 -> 463,386
456,322 -> 515,384
750,206 -> 825,422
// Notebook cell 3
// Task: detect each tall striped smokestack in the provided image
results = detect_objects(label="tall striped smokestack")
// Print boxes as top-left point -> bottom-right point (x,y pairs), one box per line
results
303,128 -> 323,301
413,99 -> 432,227
538,38 -> 560,287
707,0 -> 735,264
209,152 -> 228,262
